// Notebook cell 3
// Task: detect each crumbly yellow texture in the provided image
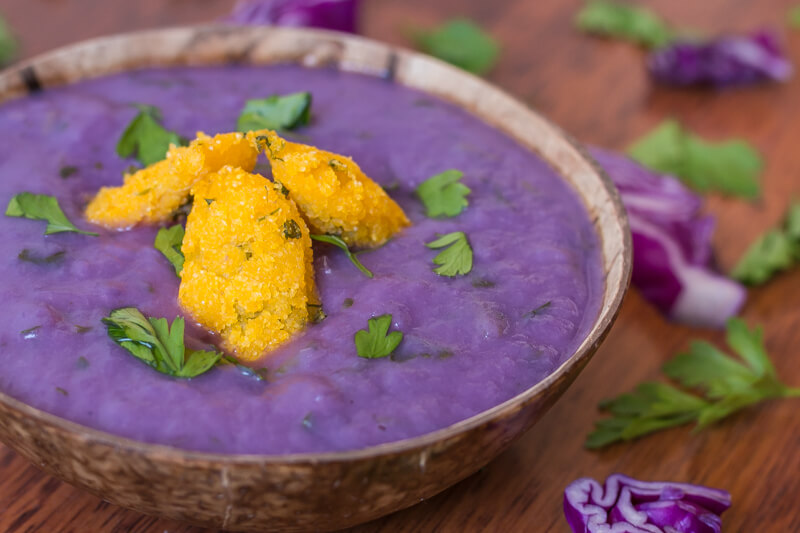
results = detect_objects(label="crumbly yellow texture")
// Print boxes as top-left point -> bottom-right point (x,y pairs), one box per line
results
261,131 -> 410,248
85,131 -> 261,228
178,166 -> 318,361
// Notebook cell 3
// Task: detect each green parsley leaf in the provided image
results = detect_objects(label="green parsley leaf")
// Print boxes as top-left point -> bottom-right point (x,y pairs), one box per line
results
627,119 -> 762,198
154,224 -> 185,276
415,19 -> 499,75
575,0 -> 672,49
416,169 -> 471,218
0,13 -> 17,66
117,104 -> 183,166
788,5 -> 800,29
426,231 -> 473,276
102,307 -> 222,379
310,234 -> 374,278
6,193 -> 98,236
586,319 -> 800,449
236,92 -> 312,132
731,230 -> 795,285
354,314 -> 403,359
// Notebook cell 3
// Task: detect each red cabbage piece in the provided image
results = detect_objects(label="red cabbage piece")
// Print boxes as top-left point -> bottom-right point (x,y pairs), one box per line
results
564,474 -> 731,533
590,148 -> 746,327
226,0 -> 358,33
648,30 -> 792,87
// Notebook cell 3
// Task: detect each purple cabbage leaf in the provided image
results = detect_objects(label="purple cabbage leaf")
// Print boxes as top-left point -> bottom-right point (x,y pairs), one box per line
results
648,29 -> 792,87
564,473 -> 731,533
590,148 -> 746,328
225,0 -> 359,33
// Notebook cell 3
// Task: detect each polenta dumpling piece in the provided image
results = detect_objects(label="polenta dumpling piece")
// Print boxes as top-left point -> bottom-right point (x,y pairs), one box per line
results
178,166 -> 318,361
260,131 -> 410,248
85,131 -> 262,228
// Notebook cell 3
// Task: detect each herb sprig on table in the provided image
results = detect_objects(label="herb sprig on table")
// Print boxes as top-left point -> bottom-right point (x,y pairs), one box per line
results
575,0 -> 673,49
414,19 -> 499,76
732,201 -> 800,285
0,13 -> 16,66
102,307 -> 221,378
6,193 -> 98,236
628,119 -> 762,199
586,319 -> 800,449
117,104 -> 184,166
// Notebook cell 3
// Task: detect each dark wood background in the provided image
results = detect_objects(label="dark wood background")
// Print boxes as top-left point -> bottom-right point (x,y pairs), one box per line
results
2,0 -> 799,531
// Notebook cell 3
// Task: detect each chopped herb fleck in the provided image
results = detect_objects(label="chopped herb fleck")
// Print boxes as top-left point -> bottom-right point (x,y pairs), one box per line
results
55,387 -> 69,397
76,356 -> 90,369
282,219 -> 303,239
277,182 -> 290,196
355,314 -> 404,359
523,301 -> 552,319
21,325 -> 41,339
343,297 -> 355,308
329,159 -> 348,172
6,193 -> 98,236
59,166 -> 78,179
311,234 -> 374,278
302,412 -> 313,429
471,278 -> 495,288
204,198 -> 215,205
75,325 -> 93,334
18,249 -> 66,265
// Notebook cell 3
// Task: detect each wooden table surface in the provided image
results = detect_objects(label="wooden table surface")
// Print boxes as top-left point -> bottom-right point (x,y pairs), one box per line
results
2,0 -> 800,531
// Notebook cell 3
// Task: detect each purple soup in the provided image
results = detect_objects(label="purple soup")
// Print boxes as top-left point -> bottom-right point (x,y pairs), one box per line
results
0,65 -> 603,454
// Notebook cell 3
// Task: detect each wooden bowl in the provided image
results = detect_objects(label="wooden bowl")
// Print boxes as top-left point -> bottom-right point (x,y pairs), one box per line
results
0,26 -> 631,532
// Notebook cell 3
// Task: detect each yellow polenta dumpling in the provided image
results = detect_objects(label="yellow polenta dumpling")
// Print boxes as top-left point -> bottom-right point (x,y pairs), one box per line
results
260,131 -> 410,248
178,166 -> 317,361
85,131 -> 261,228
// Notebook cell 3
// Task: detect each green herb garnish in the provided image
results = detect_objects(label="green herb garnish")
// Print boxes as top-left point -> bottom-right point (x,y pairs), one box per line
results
523,301 -> 552,319
117,104 -> 183,166
355,314 -> 403,359
311,234 -> 374,278
55,387 -> 69,397
154,224 -> 185,276
415,19 -> 499,75
575,0 -> 672,49
6,193 -> 97,236
102,307 -> 221,379
416,169 -> 471,218
0,14 -> 17,66
75,325 -> 93,334
76,356 -> 90,369
18,249 -> 66,265
788,5 -> 800,29
732,201 -> 800,285
21,325 -> 41,339
586,319 -> 800,449
343,297 -> 355,308
628,119 -> 762,198
237,92 -> 312,132
426,231 -> 473,276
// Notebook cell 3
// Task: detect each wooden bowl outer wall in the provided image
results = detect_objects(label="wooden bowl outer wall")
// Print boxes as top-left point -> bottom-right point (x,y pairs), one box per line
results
0,26 -> 632,532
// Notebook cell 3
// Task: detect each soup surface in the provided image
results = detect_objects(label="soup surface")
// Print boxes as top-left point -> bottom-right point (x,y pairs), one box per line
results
0,65 -> 603,454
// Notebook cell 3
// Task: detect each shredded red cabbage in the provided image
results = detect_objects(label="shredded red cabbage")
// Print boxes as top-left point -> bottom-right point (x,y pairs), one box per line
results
648,30 -> 792,87
590,148 -> 746,327
564,474 -> 731,533
225,0 -> 359,33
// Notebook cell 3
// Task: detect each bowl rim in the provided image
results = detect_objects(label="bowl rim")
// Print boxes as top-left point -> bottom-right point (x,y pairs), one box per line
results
0,24 -> 632,465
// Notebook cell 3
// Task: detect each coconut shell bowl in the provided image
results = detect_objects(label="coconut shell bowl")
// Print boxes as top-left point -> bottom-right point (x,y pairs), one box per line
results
0,25 -> 631,532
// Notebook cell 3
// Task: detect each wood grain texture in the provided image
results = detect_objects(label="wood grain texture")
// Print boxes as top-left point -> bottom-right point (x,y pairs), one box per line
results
0,0 -> 799,531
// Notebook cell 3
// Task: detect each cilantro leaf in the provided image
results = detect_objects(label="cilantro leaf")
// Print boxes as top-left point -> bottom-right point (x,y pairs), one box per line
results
102,307 -> 222,379
154,224 -> 185,276
415,19 -> 499,76
586,319 -> 800,449
732,201 -> 800,285
117,105 -> 183,166
236,92 -> 312,132
6,193 -> 98,236
628,119 -> 762,198
416,169 -> 471,218
354,314 -> 403,359
575,0 -> 673,49
789,5 -> 800,29
0,13 -> 17,66
426,231 -> 473,276
311,234 -> 374,278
